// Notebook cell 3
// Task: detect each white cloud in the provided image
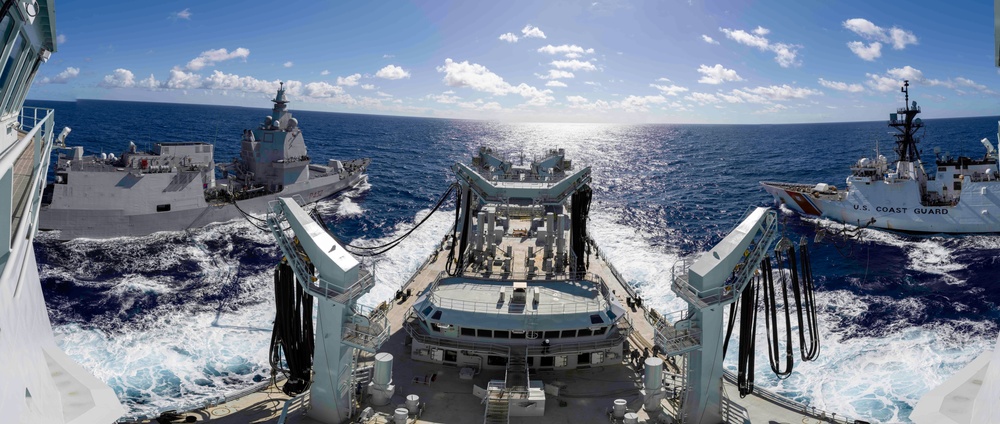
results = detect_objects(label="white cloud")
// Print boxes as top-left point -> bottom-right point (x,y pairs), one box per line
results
436,58 -> 553,106
743,84 -> 822,100
377,91 -> 393,98
337,73 -> 361,86
185,47 -> 250,71
303,82 -> 345,97
428,92 -> 462,104
172,8 -> 191,20
888,27 -> 918,50
39,67 -> 79,84
320,70 -> 330,76
617,95 -> 667,112
383,54 -> 395,59
56,34 -> 66,45
685,92 -> 721,104
536,69 -> 575,80
376,64 -> 410,80
166,67 -> 202,89
818,78 -> 864,93
843,18 -> 917,56
650,83 -> 689,96
566,95 -> 588,104
847,41 -> 882,61
361,84 -> 375,90
866,66 -> 996,95
701,35 -> 719,45
546,80 -> 567,87
499,33 -> 519,43
138,74 -> 160,89
283,61 -> 294,68
719,27 -> 801,67
522,25 -> 546,39
100,68 -> 136,88
696,64 -> 743,85
550,60 -> 596,71
537,44 -> 595,57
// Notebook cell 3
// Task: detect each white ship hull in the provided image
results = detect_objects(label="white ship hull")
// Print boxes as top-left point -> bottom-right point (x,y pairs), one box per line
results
39,170 -> 366,240
762,178 -> 1000,233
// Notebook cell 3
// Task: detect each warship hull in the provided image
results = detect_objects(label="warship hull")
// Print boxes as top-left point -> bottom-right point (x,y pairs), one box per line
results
39,167 -> 367,240
762,179 -> 1000,233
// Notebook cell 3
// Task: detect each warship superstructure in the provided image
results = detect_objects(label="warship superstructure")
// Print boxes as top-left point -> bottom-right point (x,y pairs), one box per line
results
165,147 -> 858,424
38,83 -> 369,240
0,1 -> 124,422
762,80 -> 1000,233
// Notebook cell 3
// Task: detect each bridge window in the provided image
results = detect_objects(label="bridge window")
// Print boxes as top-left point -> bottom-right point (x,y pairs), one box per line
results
493,330 -> 509,339
476,329 -> 492,338
560,329 -> 576,338
156,204 -> 171,212
460,327 -> 475,336
543,330 -> 559,339
577,328 -> 593,337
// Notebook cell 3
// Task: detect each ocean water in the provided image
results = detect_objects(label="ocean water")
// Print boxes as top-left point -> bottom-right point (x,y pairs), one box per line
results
27,99 -> 1000,422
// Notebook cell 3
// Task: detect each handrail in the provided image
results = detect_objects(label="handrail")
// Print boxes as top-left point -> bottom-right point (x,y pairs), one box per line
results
1,107 -> 54,286
404,316 -> 512,356
426,271 -> 614,315
721,371 -> 855,424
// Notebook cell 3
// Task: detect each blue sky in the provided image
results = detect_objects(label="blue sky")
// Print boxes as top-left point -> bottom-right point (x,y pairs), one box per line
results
27,0 -> 999,124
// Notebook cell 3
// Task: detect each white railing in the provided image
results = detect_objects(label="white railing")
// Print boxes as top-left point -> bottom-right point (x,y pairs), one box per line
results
1,106 -> 54,289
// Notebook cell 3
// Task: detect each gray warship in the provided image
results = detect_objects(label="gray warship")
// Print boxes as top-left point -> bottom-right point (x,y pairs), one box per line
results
38,83 -> 369,240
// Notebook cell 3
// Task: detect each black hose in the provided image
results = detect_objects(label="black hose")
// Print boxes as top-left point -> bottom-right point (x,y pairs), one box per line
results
269,261 -> 314,396
737,274 -> 759,397
455,185 -> 473,275
798,244 -> 821,361
347,184 -> 456,253
762,254 -> 793,379
446,188 -> 462,276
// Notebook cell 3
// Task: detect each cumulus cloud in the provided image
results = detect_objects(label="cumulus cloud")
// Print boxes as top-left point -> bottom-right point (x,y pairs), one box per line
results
337,73 -> 361,86
701,35 -> 718,45
499,33 -> 519,43
545,80 -> 567,87
522,25 -> 546,39
436,58 -> 553,106
39,67 -> 79,84
847,41 -> 882,61
376,64 -> 410,80
684,84 -> 820,106
172,8 -> 191,20
843,18 -> 917,60
320,70 -> 330,76
283,61 -> 294,68
743,84 -> 822,100
550,60 -> 596,71
100,68 -> 136,88
843,18 -> 918,50
537,44 -> 595,57
818,78 -> 864,93
536,70 -> 575,80
185,47 -> 250,71
719,27 -> 801,67
650,83 -> 689,96
166,67 -> 202,89
56,34 -> 66,45
866,66 -> 996,94
303,81 -> 345,98
138,74 -> 160,89
361,84 -> 375,90
696,64 -> 743,85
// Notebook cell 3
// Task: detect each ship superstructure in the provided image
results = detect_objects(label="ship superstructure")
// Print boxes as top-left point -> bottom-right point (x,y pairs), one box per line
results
0,1 -> 124,422
38,83 -> 369,240
762,80 -> 1000,233
197,147 -> 860,424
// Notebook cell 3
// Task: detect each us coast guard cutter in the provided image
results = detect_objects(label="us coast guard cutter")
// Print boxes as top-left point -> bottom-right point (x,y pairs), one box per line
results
762,80 -> 1000,233
38,83 -> 369,240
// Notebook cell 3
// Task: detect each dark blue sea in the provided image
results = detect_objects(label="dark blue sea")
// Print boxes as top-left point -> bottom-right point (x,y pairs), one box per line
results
27,98 -> 1000,422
